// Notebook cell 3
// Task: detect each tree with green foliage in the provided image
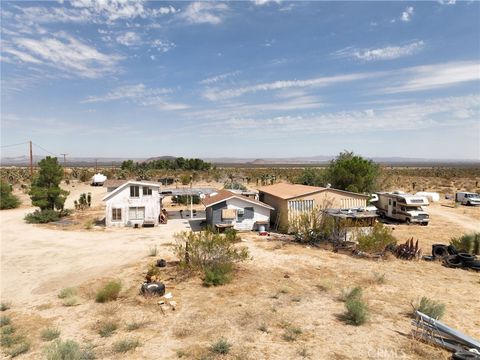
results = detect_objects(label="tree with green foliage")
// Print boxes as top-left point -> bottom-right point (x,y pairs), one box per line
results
120,160 -> 135,171
296,168 -> 326,187
326,151 -> 379,193
0,181 -> 20,209
29,156 -> 69,210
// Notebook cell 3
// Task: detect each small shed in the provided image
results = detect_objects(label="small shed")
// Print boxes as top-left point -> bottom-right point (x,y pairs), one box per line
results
202,190 -> 274,231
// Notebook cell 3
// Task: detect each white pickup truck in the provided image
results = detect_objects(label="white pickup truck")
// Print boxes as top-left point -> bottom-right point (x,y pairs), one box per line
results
456,192 -> 480,206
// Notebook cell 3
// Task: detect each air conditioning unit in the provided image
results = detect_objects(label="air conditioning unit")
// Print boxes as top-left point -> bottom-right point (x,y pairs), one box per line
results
237,209 -> 244,215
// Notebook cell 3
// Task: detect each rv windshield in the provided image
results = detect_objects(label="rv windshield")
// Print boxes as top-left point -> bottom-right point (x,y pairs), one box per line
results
406,206 -> 423,211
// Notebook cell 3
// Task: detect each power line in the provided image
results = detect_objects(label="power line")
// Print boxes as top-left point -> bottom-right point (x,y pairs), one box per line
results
32,142 -> 58,157
0,141 -> 29,148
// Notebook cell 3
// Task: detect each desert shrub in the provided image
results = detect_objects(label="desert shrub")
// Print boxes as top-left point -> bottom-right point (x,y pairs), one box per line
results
41,328 -> 61,341
1,325 -> 15,335
126,320 -> 146,331
203,263 -> 234,286
58,287 -> 77,299
282,325 -> 302,342
0,302 -> 11,311
340,287 -> 363,302
223,181 -> 247,190
210,338 -> 232,354
450,233 -> 480,255
148,245 -> 158,257
0,181 -> 20,209
174,231 -> 249,285
63,296 -> 79,307
372,272 -> 386,284
413,297 -> 445,320
357,223 -> 397,253
0,315 -> 11,326
44,339 -> 81,360
98,321 -> 118,337
344,298 -> 369,326
290,206 -> 336,243
95,280 -> 121,303
1,332 -> 17,347
112,338 -> 140,353
24,209 -> 60,223
224,228 -> 240,242
6,341 -> 30,358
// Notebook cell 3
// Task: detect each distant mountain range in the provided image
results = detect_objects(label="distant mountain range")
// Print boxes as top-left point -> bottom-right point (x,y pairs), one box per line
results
1,154 -> 478,167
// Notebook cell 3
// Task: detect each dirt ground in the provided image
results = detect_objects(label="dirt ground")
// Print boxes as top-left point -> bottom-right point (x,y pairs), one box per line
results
1,182 -> 479,359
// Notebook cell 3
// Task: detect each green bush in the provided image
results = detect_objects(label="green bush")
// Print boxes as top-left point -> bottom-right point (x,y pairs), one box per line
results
450,233 -> 480,255
44,339 -> 81,360
203,263 -> 234,286
210,338 -> 232,354
6,341 -> 30,358
95,281 -> 121,303
63,296 -> 79,307
414,297 -> 445,320
41,328 -> 60,341
24,209 -> 61,224
224,228 -> 240,242
282,325 -> 302,342
0,181 -> 20,209
1,325 -> 15,335
174,231 -> 249,286
357,223 -> 397,253
0,315 -> 11,326
344,298 -> 369,326
112,338 -> 140,353
58,287 -> 77,299
340,287 -> 363,302
98,321 -> 118,337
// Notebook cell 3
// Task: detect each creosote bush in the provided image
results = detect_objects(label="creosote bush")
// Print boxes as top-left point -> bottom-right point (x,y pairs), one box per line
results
95,280 -> 122,303
44,339 -> 95,360
24,209 -> 61,224
413,297 -> 446,320
41,328 -> 60,342
98,321 -> 118,338
357,223 -> 397,253
174,230 -> 249,286
112,338 -> 140,353
450,233 -> 480,255
210,338 -> 232,354
58,287 -> 77,299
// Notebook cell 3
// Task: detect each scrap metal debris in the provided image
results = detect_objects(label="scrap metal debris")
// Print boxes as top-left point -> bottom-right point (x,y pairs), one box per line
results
412,310 -> 480,359
393,238 -> 421,260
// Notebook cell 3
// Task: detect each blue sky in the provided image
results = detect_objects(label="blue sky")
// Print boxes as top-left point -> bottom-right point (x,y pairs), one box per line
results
1,0 -> 479,160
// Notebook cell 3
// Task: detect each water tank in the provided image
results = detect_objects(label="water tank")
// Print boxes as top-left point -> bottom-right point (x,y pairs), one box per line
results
91,173 -> 107,185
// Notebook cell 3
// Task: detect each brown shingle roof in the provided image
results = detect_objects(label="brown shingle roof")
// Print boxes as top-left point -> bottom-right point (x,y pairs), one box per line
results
202,189 -> 274,210
258,183 -> 325,200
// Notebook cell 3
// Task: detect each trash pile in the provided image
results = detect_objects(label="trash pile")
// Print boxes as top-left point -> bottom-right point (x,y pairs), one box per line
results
423,244 -> 480,271
139,258 -> 177,312
392,238 -> 421,260
412,310 -> 480,359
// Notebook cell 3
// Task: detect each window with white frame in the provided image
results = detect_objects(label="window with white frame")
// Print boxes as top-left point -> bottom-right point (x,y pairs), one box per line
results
142,186 -> 152,196
129,207 -> 145,220
112,208 -> 122,221
130,185 -> 140,198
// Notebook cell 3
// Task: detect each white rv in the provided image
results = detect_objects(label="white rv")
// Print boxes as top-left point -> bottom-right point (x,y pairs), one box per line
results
455,192 -> 480,206
373,191 -> 429,225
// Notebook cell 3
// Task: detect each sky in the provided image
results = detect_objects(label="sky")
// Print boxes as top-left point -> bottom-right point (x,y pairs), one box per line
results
1,0 -> 479,160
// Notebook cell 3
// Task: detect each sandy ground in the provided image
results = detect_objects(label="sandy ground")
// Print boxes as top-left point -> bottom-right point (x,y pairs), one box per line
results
1,182 -> 479,359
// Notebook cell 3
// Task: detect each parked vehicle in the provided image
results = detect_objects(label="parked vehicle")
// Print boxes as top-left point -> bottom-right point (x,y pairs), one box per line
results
455,192 -> 480,206
373,191 -> 429,225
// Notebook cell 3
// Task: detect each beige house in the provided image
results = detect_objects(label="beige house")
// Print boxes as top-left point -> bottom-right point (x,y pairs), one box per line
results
258,183 -> 369,231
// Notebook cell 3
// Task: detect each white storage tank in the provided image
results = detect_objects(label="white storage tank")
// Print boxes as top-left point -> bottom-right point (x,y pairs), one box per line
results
91,173 -> 107,186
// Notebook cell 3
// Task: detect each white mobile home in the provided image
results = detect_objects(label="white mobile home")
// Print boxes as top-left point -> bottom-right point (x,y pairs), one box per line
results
103,181 -> 161,227
202,190 -> 274,231
373,191 -> 429,225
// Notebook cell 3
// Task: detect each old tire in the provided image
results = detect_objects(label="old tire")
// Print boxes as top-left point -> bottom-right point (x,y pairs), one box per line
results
432,244 -> 449,258
140,282 -> 165,296
447,245 -> 458,255
156,259 -> 167,267
458,253 -> 476,264
443,255 -> 463,268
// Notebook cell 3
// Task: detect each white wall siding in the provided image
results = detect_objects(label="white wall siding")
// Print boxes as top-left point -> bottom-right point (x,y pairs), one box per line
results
225,197 -> 271,231
105,184 -> 161,227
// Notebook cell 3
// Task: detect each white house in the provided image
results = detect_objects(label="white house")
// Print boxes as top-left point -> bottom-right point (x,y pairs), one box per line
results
202,189 -> 274,231
103,181 -> 161,227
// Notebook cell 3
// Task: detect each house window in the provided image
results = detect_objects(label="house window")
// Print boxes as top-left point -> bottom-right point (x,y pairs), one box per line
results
130,186 -> 140,198
143,187 -> 152,196
237,208 -> 245,220
112,208 -> 122,221
129,207 -> 145,220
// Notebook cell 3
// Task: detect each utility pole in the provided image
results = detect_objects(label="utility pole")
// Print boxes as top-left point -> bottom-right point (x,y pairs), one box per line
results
60,153 -> 68,178
95,159 -> 98,173
29,140 -> 33,178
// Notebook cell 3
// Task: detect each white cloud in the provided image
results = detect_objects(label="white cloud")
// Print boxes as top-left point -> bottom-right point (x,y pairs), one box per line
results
438,0 -> 456,4
252,0 -> 281,5
200,71 -> 240,85
203,72 -> 373,101
382,61 -> 480,93
83,83 -> 189,111
116,31 -> 141,46
400,6 -> 414,22
180,2 -> 228,25
151,39 -> 175,53
190,94 -> 480,137
3,33 -> 122,78
333,41 -> 425,62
